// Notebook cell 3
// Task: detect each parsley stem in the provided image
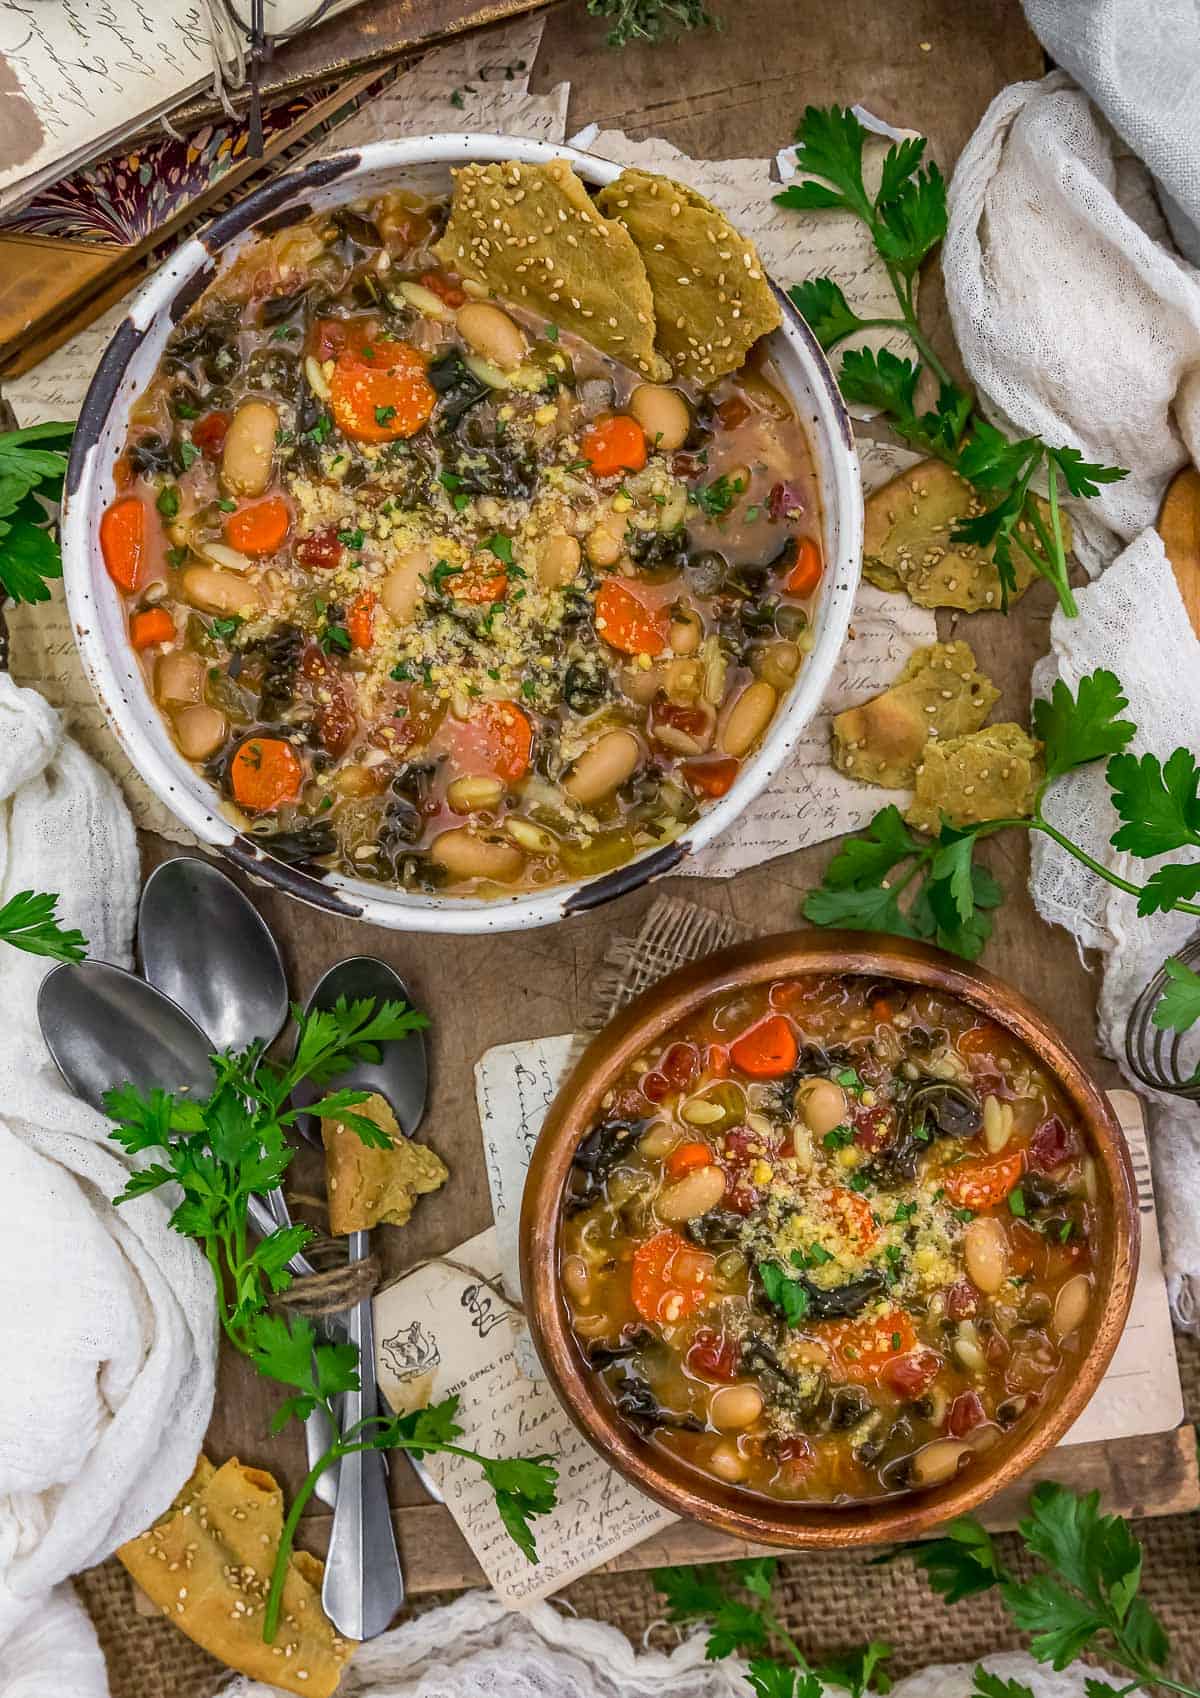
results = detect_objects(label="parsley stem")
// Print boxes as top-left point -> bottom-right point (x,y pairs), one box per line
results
263,1442 -> 346,1641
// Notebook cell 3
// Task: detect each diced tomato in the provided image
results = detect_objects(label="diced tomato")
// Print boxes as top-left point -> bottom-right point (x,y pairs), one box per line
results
773,1434 -> 817,1478
295,526 -> 344,570
594,580 -> 668,656
852,1104 -> 891,1151
957,1020 -> 1008,1057
822,1309 -> 917,1385
687,1327 -> 740,1382
303,649 -> 356,755
100,494 -> 147,592
784,536 -> 822,596
580,413 -> 647,477
661,1043 -> 700,1090
948,1390 -> 986,1436
129,607 -> 175,650
941,1150 -> 1024,1211
419,269 -> 466,307
828,1186 -> 878,1251
449,557 -> 508,603
944,1278 -> 978,1320
631,1230 -> 713,1326
465,700 -> 533,782
347,590 -> 377,650
312,316 -> 382,362
651,697 -> 714,753
639,1070 -> 670,1103
191,410 -> 229,456
667,1141 -> 714,1180
1008,1219 -> 1048,1279
881,1348 -> 942,1401
225,495 -> 290,557
682,756 -> 739,798
729,1013 -> 798,1078
720,1125 -> 768,1214
716,394 -> 752,430
1027,1115 -> 1078,1174
705,1043 -> 731,1077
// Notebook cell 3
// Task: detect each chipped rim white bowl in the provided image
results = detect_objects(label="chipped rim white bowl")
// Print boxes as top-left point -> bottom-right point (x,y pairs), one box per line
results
62,132 -> 862,933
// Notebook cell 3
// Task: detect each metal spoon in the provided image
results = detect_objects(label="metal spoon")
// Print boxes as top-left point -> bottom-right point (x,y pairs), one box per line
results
138,857 -> 289,1053
36,958 -> 313,1272
291,956 -> 427,1640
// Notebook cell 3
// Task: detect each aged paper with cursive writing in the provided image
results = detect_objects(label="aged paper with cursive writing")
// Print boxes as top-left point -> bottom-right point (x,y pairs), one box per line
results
373,1227 -> 676,1605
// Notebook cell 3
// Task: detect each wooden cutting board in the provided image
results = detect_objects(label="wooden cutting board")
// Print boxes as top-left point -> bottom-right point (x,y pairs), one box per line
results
1158,467 -> 1200,638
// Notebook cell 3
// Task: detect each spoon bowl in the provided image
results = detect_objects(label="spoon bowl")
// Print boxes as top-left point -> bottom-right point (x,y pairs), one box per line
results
290,957 -> 427,1139
139,858 -> 289,1054
38,959 -> 215,1112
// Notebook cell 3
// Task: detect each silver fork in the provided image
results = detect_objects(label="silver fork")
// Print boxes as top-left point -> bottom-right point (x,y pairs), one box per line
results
1126,934 -> 1200,1096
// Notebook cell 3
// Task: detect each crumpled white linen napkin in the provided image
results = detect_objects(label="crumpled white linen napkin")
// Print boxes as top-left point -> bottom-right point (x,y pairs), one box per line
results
0,674 -> 216,1694
942,69 -> 1200,1333
1022,0 -> 1200,266
218,1592 -> 1118,1698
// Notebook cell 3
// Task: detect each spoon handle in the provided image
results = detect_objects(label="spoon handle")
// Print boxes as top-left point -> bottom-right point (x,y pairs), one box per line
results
321,1230 -> 404,1639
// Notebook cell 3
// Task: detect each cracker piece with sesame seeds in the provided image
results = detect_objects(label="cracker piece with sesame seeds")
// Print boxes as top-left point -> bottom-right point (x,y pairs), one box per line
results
433,159 -> 668,378
118,1456 -> 353,1697
322,1090 -> 448,1233
831,640 -> 1000,789
595,169 -> 781,383
863,458 -> 1059,612
905,723 -> 1043,835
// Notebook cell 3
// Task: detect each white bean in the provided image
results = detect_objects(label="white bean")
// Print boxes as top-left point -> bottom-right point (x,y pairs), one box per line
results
982,1094 -> 1014,1153
195,539 -> 252,574
709,1384 -> 764,1431
954,1320 -> 986,1375
639,1121 -> 680,1158
586,520 -> 623,567
721,679 -> 777,757
909,1439 -> 969,1489
395,279 -> 449,319
504,816 -> 559,856
430,827 -> 524,883
669,608 -> 703,655
1053,1273 -> 1091,1339
629,383 -> 690,451
172,704 -> 227,760
658,1163 -> 727,1223
708,1440 -> 749,1482
304,353 -> 331,400
220,399 -> 278,497
381,549 -> 429,625
562,1255 -> 591,1303
447,774 -> 505,814
564,729 -> 640,805
753,640 -> 801,693
456,302 -> 527,371
963,1217 -> 1008,1294
537,530 -> 581,588
181,566 -> 261,616
796,1078 -> 846,1138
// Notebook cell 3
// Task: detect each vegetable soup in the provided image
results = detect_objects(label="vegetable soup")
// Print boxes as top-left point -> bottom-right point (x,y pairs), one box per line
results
98,164 -> 823,896
560,973 -> 1101,1504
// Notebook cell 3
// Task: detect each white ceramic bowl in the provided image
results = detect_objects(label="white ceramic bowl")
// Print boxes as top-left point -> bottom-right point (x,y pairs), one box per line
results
62,133 -> 862,933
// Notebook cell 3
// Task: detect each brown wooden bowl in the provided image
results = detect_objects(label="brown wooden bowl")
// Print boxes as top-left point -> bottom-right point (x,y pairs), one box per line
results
520,930 -> 1139,1547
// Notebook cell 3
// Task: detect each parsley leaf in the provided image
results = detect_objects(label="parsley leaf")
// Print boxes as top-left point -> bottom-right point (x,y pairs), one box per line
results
874,159 -> 947,274
1032,670 -> 1136,784
757,1260 -> 811,1326
0,421 -> 72,606
484,532 -> 515,563
972,1667 -> 1037,1698
1108,748 -> 1200,858
904,1517 -> 1006,1601
0,888 -> 87,961
816,1642 -> 894,1698
787,277 -> 865,350
1151,956 -> 1200,1033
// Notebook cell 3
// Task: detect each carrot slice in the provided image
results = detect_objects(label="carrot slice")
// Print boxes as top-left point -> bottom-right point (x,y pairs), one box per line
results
347,590 -> 377,651
594,580 -> 668,656
631,1229 -> 713,1325
682,756 -> 739,798
729,1013 -> 798,1078
329,340 -> 436,443
581,414 -> 647,477
230,737 -> 303,813
828,1186 -> 878,1251
821,1309 -> 917,1385
784,536 -> 822,597
129,607 -> 176,650
666,1141 -> 714,1180
941,1151 -> 1024,1211
100,494 -> 146,592
225,495 -> 290,557
468,700 -> 533,782
449,559 -> 508,603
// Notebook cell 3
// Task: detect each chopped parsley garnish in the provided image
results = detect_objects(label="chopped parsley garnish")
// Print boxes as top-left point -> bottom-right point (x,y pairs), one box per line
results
884,1245 -> 905,1283
155,484 -> 180,519
1058,1220 -> 1073,1242
177,440 -> 199,471
485,533 -> 515,564
429,559 -> 464,594
847,1171 -> 872,1193
305,413 -> 333,445
834,1067 -> 862,1091
953,1207 -> 975,1223
166,545 -> 189,569
390,661 -> 412,682
270,324 -> 299,341
563,457 -> 590,474
374,404 -> 397,426
318,795 -> 333,811
758,1261 -> 810,1327
520,679 -> 538,702
893,1201 -> 917,1223
822,1124 -> 853,1151
692,471 -> 747,519
337,527 -> 365,550
891,1330 -> 902,1350
173,399 -> 200,419
210,615 -> 243,643
745,504 -> 761,521
1008,1187 -> 1027,1218
487,667 -> 500,681
321,623 -> 351,654
217,497 -> 237,513
545,322 -> 559,341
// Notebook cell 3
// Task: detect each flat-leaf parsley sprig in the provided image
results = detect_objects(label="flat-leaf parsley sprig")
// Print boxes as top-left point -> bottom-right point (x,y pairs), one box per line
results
106,993 -> 558,1641
0,888 -> 87,961
804,668 -> 1200,1031
775,106 -> 1127,617
0,420 -> 74,605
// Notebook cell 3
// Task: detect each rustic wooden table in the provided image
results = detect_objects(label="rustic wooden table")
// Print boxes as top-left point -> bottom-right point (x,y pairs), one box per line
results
174,0 -> 1197,1592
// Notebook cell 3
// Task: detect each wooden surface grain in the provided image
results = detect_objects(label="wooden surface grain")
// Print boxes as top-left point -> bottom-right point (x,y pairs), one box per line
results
161,0 -> 1200,1572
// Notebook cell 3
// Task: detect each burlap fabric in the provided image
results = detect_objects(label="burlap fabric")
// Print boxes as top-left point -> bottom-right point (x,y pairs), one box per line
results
74,898 -> 1200,1695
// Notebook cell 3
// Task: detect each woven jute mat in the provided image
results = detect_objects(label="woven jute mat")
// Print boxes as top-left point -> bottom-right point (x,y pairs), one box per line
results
76,898 -> 1200,1694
